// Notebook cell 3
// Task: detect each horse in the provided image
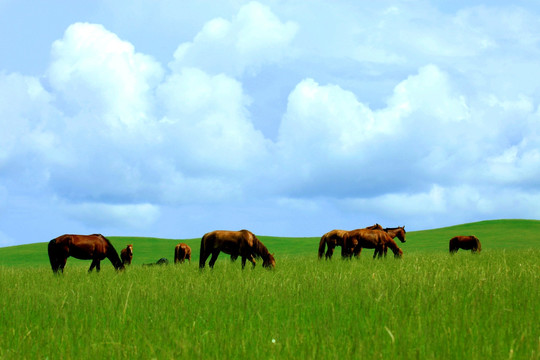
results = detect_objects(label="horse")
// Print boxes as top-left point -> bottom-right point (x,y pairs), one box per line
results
342,229 -> 403,259
449,236 -> 481,254
318,224 -> 383,260
121,244 -> 133,265
143,258 -> 170,266
174,243 -> 192,264
199,230 -> 275,269
354,226 -> 406,257
48,234 -> 124,273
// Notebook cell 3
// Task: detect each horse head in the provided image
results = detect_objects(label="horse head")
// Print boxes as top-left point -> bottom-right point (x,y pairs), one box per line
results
263,253 -> 276,268
396,226 -> 406,243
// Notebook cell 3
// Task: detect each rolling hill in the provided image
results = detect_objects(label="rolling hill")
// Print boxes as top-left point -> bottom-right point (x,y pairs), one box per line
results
0,219 -> 539,267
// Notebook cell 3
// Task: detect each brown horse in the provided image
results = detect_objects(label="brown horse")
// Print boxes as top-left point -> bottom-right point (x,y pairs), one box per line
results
318,224 -> 383,260
354,226 -> 406,257
343,229 -> 403,259
199,230 -> 275,269
48,234 -> 124,273
174,243 -> 192,263
449,236 -> 481,254
121,244 -> 133,265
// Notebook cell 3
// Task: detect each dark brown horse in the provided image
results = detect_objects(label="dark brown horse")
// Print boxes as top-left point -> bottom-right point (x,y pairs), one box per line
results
199,230 -> 275,269
318,224 -> 383,260
121,244 -> 133,265
174,243 -> 192,264
449,236 -> 481,254
48,234 -> 124,273
354,226 -> 406,257
343,229 -> 403,259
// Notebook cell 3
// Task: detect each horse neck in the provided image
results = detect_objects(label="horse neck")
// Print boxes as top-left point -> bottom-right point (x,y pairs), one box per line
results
104,244 -> 123,269
254,239 -> 270,260
385,238 -> 401,255
386,228 -> 405,241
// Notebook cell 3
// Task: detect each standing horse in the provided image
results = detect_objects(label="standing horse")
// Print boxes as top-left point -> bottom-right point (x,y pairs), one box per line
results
199,230 -> 275,269
121,244 -> 133,266
354,226 -> 406,257
449,236 -> 481,254
48,234 -> 124,273
174,243 -> 192,264
343,229 -> 403,259
318,224 -> 383,260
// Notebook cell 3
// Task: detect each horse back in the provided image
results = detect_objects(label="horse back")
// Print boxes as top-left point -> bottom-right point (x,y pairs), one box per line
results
53,234 -> 109,260
452,236 -> 480,250
202,230 -> 260,258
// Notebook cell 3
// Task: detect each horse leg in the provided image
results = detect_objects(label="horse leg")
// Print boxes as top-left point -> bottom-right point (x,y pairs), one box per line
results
208,251 -> 220,268
89,259 -> 100,272
199,250 -> 211,268
248,254 -> 256,268
373,246 -> 383,259
326,245 -> 335,260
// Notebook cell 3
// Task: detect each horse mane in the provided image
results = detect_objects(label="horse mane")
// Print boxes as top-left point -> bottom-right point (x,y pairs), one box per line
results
251,233 -> 271,260
384,226 -> 406,232
474,236 -> 482,251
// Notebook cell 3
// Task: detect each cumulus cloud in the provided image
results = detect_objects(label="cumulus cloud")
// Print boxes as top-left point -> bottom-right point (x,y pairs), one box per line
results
2,1 -> 540,245
170,1 -> 298,77
156,67 -> 271,175
48,22 -> 164,130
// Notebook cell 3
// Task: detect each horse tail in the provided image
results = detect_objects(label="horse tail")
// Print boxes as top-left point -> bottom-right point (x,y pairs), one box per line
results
341,233 -> 350,258
199,234 -> 207,268
318,235 -> 327,259
449,237 -> 457,253
48,239 -> 59,273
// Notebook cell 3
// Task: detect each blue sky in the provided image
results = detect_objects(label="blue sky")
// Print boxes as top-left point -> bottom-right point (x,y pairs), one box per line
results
1,0 -> 540,246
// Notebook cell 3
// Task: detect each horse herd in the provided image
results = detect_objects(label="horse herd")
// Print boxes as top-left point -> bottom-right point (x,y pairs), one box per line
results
46,226 -> 481,273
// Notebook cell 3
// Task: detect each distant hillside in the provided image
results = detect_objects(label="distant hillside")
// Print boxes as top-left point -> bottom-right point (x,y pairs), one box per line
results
0,219 -> 539,267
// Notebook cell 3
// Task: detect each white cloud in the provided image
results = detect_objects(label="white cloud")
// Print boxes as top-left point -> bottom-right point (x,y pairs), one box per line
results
67,202 -> 160,229
156,67 -> 272,176
47,22 -> 164,130
170,1 -> 298,77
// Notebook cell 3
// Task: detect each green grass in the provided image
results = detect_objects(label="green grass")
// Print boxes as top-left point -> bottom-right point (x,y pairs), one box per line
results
0,220 -> 539,359
0,251 -> 538,359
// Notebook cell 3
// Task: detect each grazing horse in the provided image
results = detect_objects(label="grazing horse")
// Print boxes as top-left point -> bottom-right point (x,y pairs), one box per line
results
174,243 -> 192,264
143,258 -> 170,266
121,244 -> 133,266
449,236 -> 481,254
342,229 -> 403,259
318,224 -> 383,260
199,230 -> 275,269
48,234 -> 124,273
354,226 -> 406,257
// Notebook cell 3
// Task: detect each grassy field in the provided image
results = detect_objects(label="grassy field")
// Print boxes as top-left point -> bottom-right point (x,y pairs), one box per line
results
0,220 -> 539,359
